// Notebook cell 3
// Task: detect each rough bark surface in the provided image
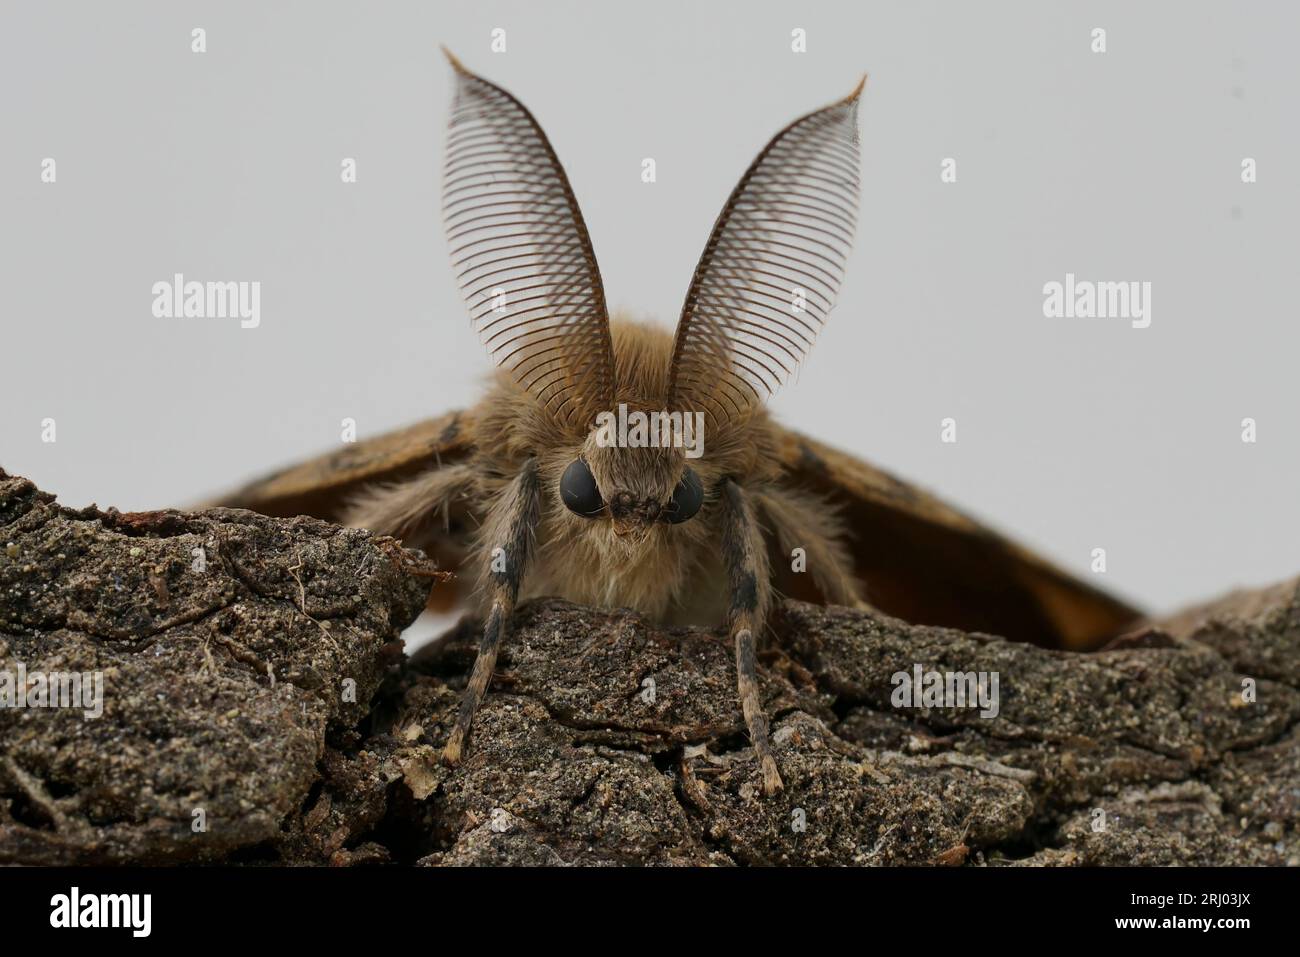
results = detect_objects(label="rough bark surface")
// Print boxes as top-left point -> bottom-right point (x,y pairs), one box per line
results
0,471 -> 432,864
1,471 -> 1296,866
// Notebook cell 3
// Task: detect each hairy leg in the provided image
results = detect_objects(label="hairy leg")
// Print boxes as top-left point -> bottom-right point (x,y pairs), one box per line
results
443,458 -> 541,765
752,483 -> 863,607
343,462 -> 479,541
719,479 -> 782,795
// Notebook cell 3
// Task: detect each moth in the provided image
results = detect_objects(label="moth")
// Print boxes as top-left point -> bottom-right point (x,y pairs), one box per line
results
219,52 -> 1139,795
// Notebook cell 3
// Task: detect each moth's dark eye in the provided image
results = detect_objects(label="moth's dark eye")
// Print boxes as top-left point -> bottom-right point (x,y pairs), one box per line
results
560,459 -> 604,518
664,467 -> 704,524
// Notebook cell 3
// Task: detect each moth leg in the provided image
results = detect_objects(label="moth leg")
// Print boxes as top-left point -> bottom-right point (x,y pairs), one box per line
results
719,479 -> 782,795
752,484 -> 863,607
443,458 -> 541,766
343,461 -> 478,542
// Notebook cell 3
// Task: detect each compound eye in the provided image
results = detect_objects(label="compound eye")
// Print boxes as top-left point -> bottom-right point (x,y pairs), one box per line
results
560,459 -> 604,518
664,467 -> 704,524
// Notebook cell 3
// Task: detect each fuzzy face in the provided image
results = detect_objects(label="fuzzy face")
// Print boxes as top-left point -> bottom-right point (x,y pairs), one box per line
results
465,319 -> 780,621
579,437 -> 685,538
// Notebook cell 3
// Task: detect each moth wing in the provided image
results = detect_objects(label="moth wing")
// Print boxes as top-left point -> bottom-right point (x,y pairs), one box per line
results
772,428 -> 1140,651
212,410 -> 473,520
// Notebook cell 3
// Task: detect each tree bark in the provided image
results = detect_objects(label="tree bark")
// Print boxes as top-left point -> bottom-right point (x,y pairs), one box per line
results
2,470 -> 1296,865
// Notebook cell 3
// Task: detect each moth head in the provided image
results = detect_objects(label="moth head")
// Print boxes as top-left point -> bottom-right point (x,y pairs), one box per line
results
558,427 -> 703,541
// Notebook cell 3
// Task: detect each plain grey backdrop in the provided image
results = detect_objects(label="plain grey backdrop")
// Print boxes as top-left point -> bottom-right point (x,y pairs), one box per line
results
2,0 -> 1297,615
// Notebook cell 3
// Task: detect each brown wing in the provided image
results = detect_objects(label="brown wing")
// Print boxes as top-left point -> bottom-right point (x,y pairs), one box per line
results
773,428 -> 1141,651
212,410 -> 473,522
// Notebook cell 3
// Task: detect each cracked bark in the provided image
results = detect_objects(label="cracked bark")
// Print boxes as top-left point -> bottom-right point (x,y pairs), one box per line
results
1,470 -> 1296,865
